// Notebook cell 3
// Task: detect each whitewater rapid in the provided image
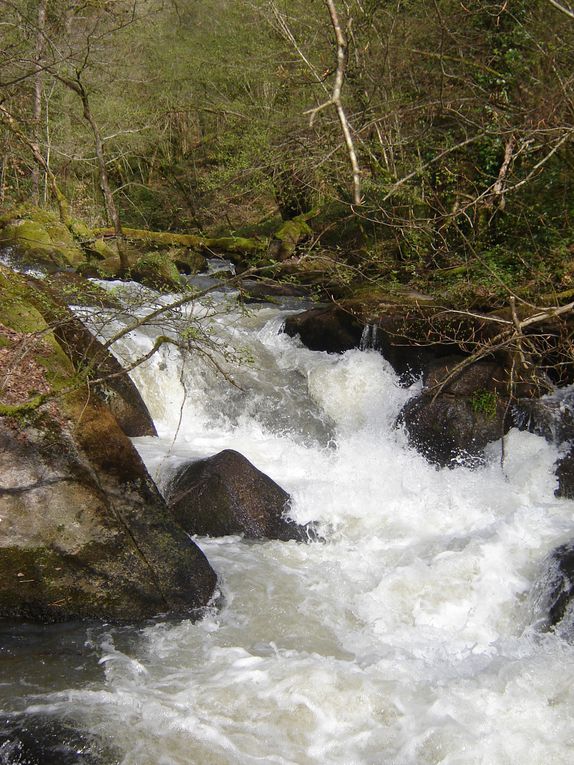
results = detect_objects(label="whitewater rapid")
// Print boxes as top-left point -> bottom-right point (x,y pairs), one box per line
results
5,285 -> 574,764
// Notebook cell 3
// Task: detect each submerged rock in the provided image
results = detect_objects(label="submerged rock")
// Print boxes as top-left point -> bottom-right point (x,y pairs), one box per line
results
0,713 -> 116,764
555,446 -> 574,499
283,306 -> 363,354
398,357 -> 511,467
165,449 -> 310,541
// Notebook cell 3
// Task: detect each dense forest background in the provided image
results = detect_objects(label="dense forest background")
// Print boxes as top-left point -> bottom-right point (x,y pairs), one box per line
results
1,0 -> 573,307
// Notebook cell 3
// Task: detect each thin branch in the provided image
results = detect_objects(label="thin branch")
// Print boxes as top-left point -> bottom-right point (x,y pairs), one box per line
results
548,0 -> 574,19
303,0 -> 362,205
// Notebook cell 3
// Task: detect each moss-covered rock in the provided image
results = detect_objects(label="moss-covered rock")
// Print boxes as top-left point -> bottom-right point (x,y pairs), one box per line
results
84,237 -> 118,261
0,207 -> 85,271
167,247 -> 207,275
0,265 -> 156,436
0,268 -> 217,622
130,251 -> 182,291
268,216 -> 313,261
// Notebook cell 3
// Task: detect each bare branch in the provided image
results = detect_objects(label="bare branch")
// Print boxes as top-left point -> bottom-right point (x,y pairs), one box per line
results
548,0 -> 574,19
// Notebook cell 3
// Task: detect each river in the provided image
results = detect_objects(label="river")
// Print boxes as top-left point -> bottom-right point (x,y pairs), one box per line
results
2,279 -> 574,764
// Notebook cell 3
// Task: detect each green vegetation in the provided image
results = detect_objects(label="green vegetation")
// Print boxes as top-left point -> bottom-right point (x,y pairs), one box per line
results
0,0 -> 572,314
470,390 -> 499,420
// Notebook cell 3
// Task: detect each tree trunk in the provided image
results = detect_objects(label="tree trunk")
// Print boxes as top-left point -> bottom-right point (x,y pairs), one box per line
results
32,0 -> 47,204
63,75 -> 129,272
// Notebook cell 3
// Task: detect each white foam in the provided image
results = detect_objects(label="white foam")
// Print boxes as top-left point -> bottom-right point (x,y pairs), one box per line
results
23,294 -> 574,764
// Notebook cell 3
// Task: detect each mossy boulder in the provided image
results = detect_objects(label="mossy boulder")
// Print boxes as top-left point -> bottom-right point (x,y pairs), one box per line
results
0,272 -> 217,621
0,207 -> 85,272
0,265 -> 156,436
397,357 -> 511,467
84,237 -> 118,261
268,218 -> 312,261
168,247 -> 207,275
130,252 -> 182,291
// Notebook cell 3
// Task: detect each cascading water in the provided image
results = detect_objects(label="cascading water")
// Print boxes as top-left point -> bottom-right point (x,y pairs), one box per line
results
2,280 -> 574,765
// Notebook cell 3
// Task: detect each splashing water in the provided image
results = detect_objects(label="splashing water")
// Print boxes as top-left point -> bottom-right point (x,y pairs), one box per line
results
3,286 -> 574,765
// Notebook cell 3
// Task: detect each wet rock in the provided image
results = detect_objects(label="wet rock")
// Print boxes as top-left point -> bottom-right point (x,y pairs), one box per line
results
555,446 -> 574,499
283,306 -> 363,353
240,278 -> 309,303
360,316 -> 455,384
165,449 -> 310,541
0,713 -> 116,764
398,357 -> 511,467
0,271 -> 216,622
514,387 -> 574,445
538,542 -> 574,632
0,402 -> 216,622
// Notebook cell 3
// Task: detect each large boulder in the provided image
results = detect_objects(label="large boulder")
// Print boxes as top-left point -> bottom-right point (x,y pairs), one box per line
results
130,251 -> 182,292
0,400 -> 216,622
1,267 -> 156,438
514,388 -> 574,445
283,306 -> 363,353
0,270 -> 216,622
0,207 -> 85,272
165,449 -> 310,541
398,357 -> 511,467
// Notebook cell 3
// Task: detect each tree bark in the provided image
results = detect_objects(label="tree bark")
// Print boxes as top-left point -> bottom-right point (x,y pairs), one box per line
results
58,72 -> 128,272
32,0 -> 48,205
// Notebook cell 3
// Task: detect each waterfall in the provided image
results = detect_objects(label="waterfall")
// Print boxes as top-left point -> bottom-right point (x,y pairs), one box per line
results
3,283 -> 574,765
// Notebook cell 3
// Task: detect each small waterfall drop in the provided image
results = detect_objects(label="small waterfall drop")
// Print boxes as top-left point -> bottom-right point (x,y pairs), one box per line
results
3,283 -> 574,765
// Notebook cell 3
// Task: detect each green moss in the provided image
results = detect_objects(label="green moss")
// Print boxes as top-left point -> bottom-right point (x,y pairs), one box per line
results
470,389 -> 498,419
0,207 -> 85,269
2,219 -> 53,250
86,237 -> 117,260
167,247 -> 207,275
93,227 -> 266,257
0,265 -> 76,389
68,219 -> 94,240
0,396 -> 46,416
0,268 -> 48,332
131,251 -> 182,291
